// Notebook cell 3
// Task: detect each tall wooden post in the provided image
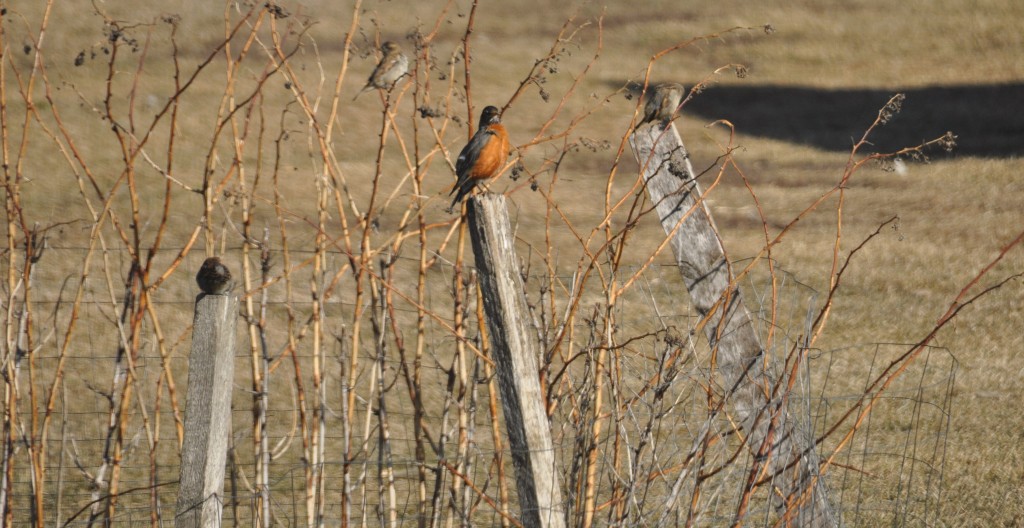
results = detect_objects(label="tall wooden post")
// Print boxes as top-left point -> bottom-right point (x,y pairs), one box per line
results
176,293 -> 237,528
630,121 -> 836,526
466,195 -> 566,528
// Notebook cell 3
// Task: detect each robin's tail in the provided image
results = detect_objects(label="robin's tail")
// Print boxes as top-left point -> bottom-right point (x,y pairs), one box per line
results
449,178 -> 476,209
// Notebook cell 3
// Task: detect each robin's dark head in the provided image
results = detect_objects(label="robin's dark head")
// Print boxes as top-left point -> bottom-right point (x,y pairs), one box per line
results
479,106 -> 501,127
381,41 -> 401,53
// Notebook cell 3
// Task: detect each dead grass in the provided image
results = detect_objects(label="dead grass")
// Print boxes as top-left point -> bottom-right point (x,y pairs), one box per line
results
1,0 -> 1021,525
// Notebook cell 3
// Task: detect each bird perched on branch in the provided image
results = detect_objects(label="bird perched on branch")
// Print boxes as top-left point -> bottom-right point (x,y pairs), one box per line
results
642,82 -> 686,127
353,41 -> 409,100
450,105 -> 511,209
196,257 -> 233,295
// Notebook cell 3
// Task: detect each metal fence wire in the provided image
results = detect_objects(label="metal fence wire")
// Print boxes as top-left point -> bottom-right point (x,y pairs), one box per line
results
2,246 -> 954,527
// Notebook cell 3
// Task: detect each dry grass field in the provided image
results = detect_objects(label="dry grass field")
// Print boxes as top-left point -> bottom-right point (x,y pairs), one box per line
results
1,0 -> 1022,526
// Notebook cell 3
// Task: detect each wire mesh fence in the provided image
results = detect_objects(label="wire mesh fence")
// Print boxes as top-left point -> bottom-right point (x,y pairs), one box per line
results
3,245 -> 955,527
0,3 -> 984,526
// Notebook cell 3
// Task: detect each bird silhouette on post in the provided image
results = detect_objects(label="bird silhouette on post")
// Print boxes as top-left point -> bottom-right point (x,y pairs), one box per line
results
353,41 -> 409,100
450,105 -> 510,209
642,82 -> 686,128
196,257 -> 233,295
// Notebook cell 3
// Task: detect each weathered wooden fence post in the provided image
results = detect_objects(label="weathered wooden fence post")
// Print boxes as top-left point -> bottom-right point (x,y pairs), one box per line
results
629,121 -> 836,526
175,292 -> 237,528
466,195 -> 566,528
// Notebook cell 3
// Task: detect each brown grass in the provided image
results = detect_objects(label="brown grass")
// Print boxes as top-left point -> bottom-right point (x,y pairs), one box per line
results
1,0 -> 1021,526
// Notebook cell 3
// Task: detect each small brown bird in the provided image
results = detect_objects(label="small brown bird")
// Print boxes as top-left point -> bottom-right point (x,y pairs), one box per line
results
642,82 -> 686,126
353,41 -> 409,100
196,257 -> 233,295
450,105 -> 511,208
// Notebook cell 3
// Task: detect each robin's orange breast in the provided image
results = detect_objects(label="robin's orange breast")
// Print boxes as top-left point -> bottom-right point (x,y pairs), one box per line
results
469,124 -> 509,180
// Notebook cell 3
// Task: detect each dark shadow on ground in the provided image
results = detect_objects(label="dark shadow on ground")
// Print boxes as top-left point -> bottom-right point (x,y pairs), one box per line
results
624,82 -> 1024,158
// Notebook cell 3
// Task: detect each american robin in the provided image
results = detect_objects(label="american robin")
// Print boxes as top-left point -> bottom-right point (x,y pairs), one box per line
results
450,105 -> 510,208
642,82 -> 686,126
353,41 -> 409,100
196,257 -> 233,295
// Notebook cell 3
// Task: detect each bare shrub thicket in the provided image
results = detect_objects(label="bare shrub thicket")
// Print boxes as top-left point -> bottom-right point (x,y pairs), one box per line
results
1,1 -> 1017,526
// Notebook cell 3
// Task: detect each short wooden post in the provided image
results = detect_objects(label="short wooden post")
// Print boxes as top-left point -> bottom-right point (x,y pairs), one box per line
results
466,195 -> 566,528
175,293 -> 237,528
630,122 -> 836,526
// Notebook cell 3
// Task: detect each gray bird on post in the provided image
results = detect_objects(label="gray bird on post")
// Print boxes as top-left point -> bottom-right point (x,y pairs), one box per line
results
642,82 -> 686,127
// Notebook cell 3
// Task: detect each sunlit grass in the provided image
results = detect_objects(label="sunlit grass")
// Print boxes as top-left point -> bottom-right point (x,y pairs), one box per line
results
1,0 -> 1021,525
